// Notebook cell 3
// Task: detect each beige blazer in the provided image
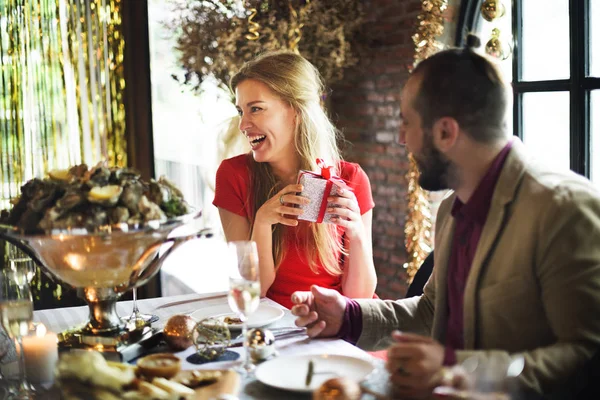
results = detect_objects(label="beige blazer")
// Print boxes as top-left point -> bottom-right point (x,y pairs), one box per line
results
356,139 -> 600,395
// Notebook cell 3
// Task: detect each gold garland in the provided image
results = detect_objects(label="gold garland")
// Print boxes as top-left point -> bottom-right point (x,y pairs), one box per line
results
403,0 -> 447,283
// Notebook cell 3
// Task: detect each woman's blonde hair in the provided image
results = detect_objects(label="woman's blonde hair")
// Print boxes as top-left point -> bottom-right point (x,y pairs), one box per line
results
230,50 -> 346,276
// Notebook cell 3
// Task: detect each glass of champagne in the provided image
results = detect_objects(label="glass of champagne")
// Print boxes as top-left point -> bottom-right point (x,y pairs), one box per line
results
6,245 -> 36,288
0,269 -> 34,399
227,241 -> 260,374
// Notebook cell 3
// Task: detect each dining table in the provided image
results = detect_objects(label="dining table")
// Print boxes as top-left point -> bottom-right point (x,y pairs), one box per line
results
30,291 -> 394,399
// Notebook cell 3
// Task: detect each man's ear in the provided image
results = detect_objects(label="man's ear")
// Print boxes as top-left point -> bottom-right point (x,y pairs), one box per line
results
432,117 -> 459,152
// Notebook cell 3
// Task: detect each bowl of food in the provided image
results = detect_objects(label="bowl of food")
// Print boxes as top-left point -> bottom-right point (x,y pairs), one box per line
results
0,164 -> 213,337
137,353 -> 182,379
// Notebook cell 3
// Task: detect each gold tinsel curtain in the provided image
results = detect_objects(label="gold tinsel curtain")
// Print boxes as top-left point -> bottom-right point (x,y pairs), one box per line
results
0,0 -> 127,210
0,0 -> 127,304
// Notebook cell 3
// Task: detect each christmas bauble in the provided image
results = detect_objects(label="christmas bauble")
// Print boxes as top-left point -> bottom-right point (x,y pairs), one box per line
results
485,28 -> 511,60
481,0 -> 505,22
163,314 -> 197,350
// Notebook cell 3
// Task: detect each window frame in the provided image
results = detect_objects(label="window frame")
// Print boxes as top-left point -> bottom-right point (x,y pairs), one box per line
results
457,0 -> 600,178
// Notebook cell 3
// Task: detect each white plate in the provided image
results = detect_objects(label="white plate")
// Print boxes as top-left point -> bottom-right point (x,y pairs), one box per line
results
190,303 -> 285,329
255,354 -> 375,393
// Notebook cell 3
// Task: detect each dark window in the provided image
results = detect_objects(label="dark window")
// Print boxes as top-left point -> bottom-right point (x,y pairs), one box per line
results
458,0 -> 600,187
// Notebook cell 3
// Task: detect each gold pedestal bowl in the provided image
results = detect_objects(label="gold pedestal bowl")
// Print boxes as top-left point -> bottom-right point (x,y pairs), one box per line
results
0,211 -> 212,349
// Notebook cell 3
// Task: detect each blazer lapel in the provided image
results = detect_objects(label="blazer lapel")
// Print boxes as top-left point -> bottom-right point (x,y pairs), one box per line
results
462,139 -> 528,349
432,200 -> 456,342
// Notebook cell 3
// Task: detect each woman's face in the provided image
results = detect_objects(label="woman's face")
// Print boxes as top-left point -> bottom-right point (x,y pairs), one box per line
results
235,79 -> 297,165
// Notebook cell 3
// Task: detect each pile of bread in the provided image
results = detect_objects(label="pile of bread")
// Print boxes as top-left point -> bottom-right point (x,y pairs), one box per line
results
56,351 -> 222,400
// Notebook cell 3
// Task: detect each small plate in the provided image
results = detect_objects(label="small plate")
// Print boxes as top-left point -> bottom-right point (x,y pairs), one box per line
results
190,303 -> 285,329
255,354 -> 375,393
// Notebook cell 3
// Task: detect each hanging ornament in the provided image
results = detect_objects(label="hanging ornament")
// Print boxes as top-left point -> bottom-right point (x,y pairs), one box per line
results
481,0 -> 506,22
485,28 -> 512,60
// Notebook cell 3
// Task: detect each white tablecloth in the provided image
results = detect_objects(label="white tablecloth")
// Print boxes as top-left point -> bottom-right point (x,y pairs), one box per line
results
31,293 -> 392,399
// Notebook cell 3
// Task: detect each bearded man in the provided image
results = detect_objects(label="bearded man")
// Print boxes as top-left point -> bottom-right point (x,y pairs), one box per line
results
291,36 -> 600,399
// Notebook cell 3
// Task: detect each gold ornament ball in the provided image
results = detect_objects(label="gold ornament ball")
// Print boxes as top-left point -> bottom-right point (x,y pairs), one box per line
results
163,314 -> 197,350
485,37 -> 503,59
313,377 -> 362,400
481,0 -> 505,22
246,328 -> 276,362
485,29 -> 511,60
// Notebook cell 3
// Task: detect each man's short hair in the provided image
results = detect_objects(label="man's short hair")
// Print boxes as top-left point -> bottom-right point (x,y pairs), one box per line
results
411,36 -> 509,143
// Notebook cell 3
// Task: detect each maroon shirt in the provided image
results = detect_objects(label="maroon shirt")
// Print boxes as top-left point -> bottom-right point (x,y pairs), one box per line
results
443,140 -> 513,364
339,141 -> 513,363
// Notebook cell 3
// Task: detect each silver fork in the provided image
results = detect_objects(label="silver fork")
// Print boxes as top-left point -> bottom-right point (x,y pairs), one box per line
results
229,327 -> 307,347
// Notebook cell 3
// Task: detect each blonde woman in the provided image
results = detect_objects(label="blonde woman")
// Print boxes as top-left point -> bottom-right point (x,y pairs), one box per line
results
213,51 -> 376,308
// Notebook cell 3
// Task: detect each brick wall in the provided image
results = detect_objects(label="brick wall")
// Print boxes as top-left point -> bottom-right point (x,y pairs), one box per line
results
331,0 -> 423,300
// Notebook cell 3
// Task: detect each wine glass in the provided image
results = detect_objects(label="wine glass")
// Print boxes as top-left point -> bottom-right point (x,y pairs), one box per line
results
5,245 -> 36,288
0,269 -> 34,399
0,324 -> 14,398
458,353 -> 525,399
227,241 -> 260,374
122,288 -> 158,328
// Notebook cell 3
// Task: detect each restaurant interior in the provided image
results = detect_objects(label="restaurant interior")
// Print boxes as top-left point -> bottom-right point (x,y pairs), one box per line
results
0,0 -> 598,399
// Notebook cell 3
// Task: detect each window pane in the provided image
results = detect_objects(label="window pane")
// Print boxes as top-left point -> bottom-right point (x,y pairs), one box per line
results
591,0 -> 600,77
522,0 -> 569,81
522,92 -> 570,171
591,91 -> 600,187
147,0 -> 236,231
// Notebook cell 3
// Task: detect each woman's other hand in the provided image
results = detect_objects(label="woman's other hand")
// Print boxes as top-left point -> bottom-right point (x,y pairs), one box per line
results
327,188 -> 365,240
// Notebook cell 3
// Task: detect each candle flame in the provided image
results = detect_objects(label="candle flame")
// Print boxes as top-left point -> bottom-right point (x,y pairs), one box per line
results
36,323 -> 47,337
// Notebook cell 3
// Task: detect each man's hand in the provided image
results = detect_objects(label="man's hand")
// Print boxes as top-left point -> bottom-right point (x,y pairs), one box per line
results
290,285 -> 346,338
386,331 -> 445,399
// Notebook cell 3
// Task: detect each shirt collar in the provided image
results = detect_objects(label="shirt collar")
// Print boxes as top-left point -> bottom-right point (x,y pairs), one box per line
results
451,139 -> 514,224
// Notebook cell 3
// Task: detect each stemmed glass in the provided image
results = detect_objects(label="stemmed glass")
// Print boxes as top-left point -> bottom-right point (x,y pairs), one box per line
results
227,241 -> 260,374
458,353 -> 525,399
122,288 -> 158,328
0,269 -> 34,399
0,325 -> 13,397
5,246 -> 36,287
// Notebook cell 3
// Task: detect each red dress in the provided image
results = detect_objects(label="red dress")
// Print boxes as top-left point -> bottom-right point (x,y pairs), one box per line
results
213,154 -> 375,308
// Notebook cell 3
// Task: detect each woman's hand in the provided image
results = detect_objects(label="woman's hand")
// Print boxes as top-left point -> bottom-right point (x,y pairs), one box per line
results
254,184 -> 308,227
327,188 -> 365,240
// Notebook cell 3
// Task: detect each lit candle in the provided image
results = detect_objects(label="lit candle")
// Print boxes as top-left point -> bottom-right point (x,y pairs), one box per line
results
22,323 -> 59,383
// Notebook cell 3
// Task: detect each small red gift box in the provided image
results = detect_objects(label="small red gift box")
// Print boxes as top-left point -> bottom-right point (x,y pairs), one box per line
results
296,159 -> 350,223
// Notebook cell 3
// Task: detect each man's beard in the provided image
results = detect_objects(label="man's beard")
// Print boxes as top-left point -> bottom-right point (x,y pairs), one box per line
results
414,131 -> 452,191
